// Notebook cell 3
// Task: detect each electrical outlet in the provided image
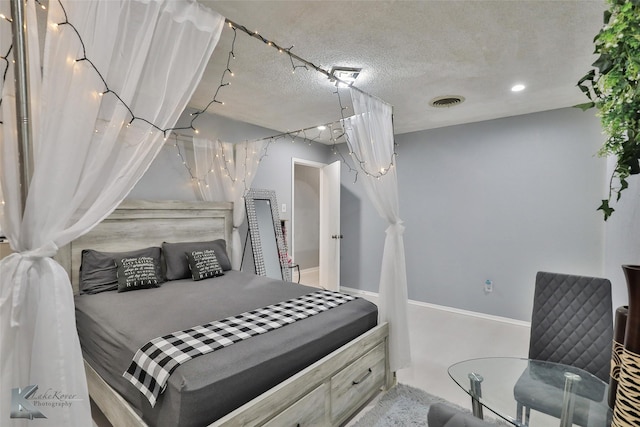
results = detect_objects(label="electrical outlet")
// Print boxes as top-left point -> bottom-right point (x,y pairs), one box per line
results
484,279 -> 493,293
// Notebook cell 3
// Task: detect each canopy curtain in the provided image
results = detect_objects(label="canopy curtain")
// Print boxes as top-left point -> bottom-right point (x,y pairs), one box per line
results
0,1 -> 224,425
191,137 -> 265,269
344,89 -> 411,371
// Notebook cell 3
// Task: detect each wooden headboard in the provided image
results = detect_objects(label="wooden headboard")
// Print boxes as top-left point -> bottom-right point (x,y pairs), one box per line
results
56,200 -> 233,294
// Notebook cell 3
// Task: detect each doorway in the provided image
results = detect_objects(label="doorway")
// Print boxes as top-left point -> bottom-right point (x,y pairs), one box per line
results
291,159 -> 341,290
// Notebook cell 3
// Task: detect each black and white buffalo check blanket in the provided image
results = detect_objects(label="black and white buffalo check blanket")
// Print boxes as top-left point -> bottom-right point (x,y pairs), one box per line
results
123,289 -> 356,406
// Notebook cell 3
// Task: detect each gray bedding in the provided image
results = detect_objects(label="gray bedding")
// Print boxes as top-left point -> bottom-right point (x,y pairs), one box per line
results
75,270 -> 378,427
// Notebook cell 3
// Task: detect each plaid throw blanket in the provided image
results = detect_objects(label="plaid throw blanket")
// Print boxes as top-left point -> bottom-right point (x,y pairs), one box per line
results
123,289 -> 356,406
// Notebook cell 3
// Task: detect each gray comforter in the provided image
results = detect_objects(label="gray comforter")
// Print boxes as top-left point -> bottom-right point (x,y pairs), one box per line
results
75,270 -> 378,426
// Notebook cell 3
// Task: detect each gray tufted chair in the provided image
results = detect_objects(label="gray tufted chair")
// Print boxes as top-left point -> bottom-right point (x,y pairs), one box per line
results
513,271 -> 613,426
428,403 -> 496,427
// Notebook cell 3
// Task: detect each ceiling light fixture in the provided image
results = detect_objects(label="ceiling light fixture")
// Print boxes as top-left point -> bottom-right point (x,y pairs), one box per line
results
317,125 -> 326,130
330,66 -> 362,88
511,84 -> 526,92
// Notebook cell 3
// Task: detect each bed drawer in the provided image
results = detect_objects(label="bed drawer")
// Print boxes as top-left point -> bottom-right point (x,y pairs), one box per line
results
330,342 -> 386,422
263,383 -> 328,427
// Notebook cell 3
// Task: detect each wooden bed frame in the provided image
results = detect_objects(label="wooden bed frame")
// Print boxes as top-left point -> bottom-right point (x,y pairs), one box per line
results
58,200 -> 392,427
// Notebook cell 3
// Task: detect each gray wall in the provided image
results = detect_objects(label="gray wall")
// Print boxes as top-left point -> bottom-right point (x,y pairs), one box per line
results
129,108 -> 333,252
340,107 -> 607,321
131,106 -> 610,322
250,139 -> 332,224
340,164 -> 388,293
128,108 -> 281,201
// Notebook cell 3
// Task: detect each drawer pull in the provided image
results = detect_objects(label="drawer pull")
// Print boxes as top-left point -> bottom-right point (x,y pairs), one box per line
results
352,368 -> 372,385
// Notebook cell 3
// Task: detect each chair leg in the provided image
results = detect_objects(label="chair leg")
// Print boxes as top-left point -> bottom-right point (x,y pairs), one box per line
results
516,403 -> 531,427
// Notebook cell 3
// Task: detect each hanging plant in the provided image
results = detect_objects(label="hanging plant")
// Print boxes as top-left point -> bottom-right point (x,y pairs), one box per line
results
577,0 -> 640,220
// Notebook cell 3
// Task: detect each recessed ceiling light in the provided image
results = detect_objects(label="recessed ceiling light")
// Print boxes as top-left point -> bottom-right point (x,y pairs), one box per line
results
317,125 -> 326,131
330,67 -> 362,88
511,84 -> 526,92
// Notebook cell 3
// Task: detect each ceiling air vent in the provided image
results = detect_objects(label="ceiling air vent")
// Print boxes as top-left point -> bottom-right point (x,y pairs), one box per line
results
429,95 -> 465,108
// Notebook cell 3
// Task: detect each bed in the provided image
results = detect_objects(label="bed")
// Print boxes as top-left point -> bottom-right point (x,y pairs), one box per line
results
57,200 -> 391,427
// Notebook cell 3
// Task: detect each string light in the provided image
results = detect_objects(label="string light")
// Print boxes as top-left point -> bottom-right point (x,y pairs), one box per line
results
0,0 -> 48,118
333,87 -> 397,181
0,43 -> 11,123
1,0 -> 235,139
216,18 -> 397,181
0,4 -> 15,124
0,0 -> 396,182
172,133 -> 263,194
173,134 -> 218,189
183,25 -> 238,131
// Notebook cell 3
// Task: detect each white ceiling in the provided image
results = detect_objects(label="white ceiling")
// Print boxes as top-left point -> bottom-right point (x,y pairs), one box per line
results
193,1 -> 607,138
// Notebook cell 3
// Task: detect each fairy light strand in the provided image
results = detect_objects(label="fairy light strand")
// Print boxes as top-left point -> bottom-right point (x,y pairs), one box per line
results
184,23 -> 238,131
0,43 -> 12,123
44,0 -> 235,137
196,18 -> 397,180
0,10 -> 14,124
172,133 -> 217,185
174,132 -> 265,195
54,1 -> 162,132
285,46 -> 308,73
0,1 -> 46,124
1,1 -> 396,181
334,87 -> 397,180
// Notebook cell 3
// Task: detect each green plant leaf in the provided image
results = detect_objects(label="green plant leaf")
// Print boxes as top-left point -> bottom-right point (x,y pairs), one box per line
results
622,153 -> 640,174
577,71 -> 595,99
598,200 -> 615,220
592,54 -> 613,74
584,0 -> 640,220
574,102 -> 595,111
620,178 -> 629,196
577,70 -> 595,85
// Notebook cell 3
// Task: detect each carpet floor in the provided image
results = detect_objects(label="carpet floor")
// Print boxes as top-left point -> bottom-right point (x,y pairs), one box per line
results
352,383 -> 505,426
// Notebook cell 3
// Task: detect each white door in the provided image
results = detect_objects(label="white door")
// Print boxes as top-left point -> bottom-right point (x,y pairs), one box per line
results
319,160 -> 341,291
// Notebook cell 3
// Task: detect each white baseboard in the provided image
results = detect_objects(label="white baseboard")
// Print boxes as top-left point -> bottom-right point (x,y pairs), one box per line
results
340,286 -> 377,298
339,286 -> 531,328
300,266 -> 319,275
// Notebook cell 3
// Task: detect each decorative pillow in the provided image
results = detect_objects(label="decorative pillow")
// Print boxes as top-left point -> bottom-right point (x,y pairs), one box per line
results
115,256 -> 161,292
162,240 -> 231,280
186,249 -> 225,281
79,246 -> 165,294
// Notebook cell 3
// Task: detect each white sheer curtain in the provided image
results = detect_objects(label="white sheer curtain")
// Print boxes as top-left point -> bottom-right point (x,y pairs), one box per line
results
0,1 -> 224,425
344,89 -> 411,371
191,137 -> 265,269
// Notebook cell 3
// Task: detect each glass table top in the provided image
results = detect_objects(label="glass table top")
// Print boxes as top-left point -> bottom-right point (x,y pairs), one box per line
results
448,357 -> 612,426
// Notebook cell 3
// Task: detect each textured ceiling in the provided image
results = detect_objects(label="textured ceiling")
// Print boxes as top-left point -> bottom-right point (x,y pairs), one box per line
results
193,1 -> 607,138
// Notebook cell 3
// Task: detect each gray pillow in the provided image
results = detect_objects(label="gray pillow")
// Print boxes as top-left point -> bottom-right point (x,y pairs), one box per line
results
163,239 -> 231,280
186,249 -> 225,281
116,256 -> 161,292
79,246 -> 165,294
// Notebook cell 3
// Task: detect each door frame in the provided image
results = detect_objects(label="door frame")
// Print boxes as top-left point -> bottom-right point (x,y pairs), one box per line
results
290,157 -> 326,267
